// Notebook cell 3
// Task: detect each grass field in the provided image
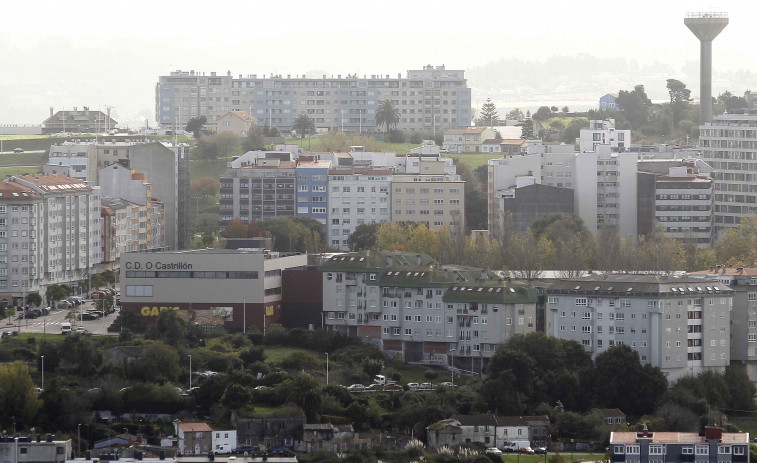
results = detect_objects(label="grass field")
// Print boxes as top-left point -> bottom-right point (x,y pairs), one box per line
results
0,166 -> 41,177
449,153 -> 501,170
494,453 -> 605,463
725,415 -> 757,436
0,151 -> 46,166
0,134 -> 48,140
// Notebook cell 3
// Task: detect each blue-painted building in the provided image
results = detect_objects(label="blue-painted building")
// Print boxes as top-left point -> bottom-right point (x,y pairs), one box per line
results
599,93 -> 620,111
295,157 -> 331,227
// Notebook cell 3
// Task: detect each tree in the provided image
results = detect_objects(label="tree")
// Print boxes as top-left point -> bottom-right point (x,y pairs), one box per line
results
562,106 -> 570,114
561,118 -> 588,144
479,98 -> 499,127
293,114 -> 316,139
95,295 -> 114,313
191,177 -> 220,198
242,126 -> 266,152
347,223 -> 380,251
517,112 -> 535,139
25,293 -> 42,307
215,131 -> 241,161
147,309 -> 187,347
616,85 -> 652,129
533,106 -> 553,121
195,135 -> 220,164
376,99 -> 400,132
185,116 -> 207,138
221,383 -> 252,411
716,90 -> 748,112
0,361 -> 43,429
667,79 -> 693,128
506,108 -> 525,121
45,284 -> 69,305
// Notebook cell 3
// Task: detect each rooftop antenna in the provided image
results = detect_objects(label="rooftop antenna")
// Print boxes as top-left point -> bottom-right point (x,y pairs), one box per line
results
684,11 -> 729,123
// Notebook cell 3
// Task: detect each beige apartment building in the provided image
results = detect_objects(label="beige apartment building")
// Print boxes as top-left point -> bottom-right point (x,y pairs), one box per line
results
217,111 -> 258,137
442,127 -> 496,153
390,174 -> 464,230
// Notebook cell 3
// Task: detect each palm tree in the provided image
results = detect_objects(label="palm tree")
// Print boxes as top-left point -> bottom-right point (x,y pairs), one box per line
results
375,99 -> 400,133
292,114 -> 315,139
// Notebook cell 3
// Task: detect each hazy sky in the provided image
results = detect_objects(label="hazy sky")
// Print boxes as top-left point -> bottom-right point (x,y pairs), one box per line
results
2,0 -> 755,128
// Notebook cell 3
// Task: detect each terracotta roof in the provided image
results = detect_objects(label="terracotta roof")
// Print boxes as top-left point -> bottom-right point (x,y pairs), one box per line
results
224,111 -> 258,122
611,431 -> 748,444
13,173 -> 91,191
0,182 -> 42,200
177,422 -> 213,432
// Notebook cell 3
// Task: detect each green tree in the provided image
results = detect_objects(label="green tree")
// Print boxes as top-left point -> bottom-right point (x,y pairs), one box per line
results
185,116 -> 207,138
533,106 -> 553,121
195,134 -> 220,164
25,293 -> 42,307
134,343 -> 181,383
667,79 -> 693,128
616,85 -> 652,130
95,295 -> 114,313
479,98 -> 499,127
293,114 -> 316,139
375,99 -> 400,132
191,176 -> 220,198
0,361 -> 43,429
716,90 -> 748,112
148,309 -> 187,347
215,131 -> 241,161
45,284 -> 70,305
242,126 -> 266,152
222,383 -> 252,411
561,118 -> 589,144
506,108 -> 525,121
347,223 -> 380,251
518,112 -> 535,139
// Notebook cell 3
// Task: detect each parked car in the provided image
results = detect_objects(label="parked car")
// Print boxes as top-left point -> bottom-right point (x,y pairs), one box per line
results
440,382 -> 457,388
534,447 -> 548,455
383,383 -> 403,391
519,447 -> 535,455
364,383 -> 383,391
13,148 -> 23,153
78,313 -> 97,321
406,382 -> 419,391
486,448 -> 503,456
1,331 -> 11,339
76,326 -> 86,334
347,384 -> 365,392
418,382 -> 434,391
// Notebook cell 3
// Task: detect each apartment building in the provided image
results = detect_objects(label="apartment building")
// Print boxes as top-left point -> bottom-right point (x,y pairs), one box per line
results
546,275 -> 733,382
610,427 -> 748,463
579,119 -> 631,153
319,250 -> 537,371
696,109 -> 757,238
689,267 -> 757,388
0,174 -> 101,307
100,197 -> 164,271
42,107 -> 117,134
327,169 -> 392,250
219,157 -> 296,231
637,159 -> 714,246
295,158 -> 331,226
156,65 -> 471,132
390,174 -> 464,230
46,141 -> 191,250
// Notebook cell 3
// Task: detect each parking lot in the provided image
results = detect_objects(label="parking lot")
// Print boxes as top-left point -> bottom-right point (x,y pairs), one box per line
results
3,299 -> 120,336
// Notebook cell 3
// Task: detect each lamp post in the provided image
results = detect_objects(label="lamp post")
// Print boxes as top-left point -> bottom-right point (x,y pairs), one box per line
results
188,355 -> 192,390
325,353 -> 329,385
77,423 -> 81,457
571,438 -> 574,463
450,346 -> 456,386
243,298 -> 246,334
40,355 -> 44,391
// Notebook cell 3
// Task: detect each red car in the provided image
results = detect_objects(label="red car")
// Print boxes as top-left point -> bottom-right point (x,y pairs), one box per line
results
519,447 -> 535,455
383,383 -> 403,391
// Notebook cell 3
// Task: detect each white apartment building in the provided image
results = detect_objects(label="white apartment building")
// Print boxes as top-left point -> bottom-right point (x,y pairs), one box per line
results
0,174 -> 101,307
156,65 -> 472,132
696,109 -> 757,238
327,169 -> 392,250
579,119 -> 631,153
319,250 -> 538,373
546,275 -> 733,382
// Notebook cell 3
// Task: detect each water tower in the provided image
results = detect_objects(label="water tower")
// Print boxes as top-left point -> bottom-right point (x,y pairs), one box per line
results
685,12 -> 729,123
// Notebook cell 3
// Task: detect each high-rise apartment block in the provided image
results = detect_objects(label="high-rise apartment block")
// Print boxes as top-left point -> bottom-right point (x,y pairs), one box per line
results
546,275 -> 733,382
0,174 -> 101,306
697,109 -> 757,238
156,65 -> 471,132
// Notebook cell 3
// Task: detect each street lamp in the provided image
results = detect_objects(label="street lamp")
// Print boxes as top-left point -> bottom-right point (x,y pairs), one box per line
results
325,353 -> 329,385
188,355 -> 192,390
571,438 -> 574,463
243,298 -> 246,334
40,355 -> 44,391
77,423 -> 81,457
449,346 -> 456,386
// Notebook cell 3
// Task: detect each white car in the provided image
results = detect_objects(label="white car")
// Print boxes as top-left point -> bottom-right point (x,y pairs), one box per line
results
407,382 -> 419,391
486,448 -> 503,455
347,384 -> 365,392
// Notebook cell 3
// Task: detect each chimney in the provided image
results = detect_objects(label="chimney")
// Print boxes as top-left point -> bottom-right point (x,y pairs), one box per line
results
704,426 -> 723,441
50,107 -> 54,117
416,254 -> 422,266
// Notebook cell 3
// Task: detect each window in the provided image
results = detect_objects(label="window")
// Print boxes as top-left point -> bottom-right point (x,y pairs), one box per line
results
649,445 -> 664,455
682,447 -> 693,455
613,446 -> 624,454
695,445 -> 708,455
125,285 -> 153,297
626,445 -> 639,454
575,297 -> 587,306
719,446 -> 731,455
734,447 -> 745,456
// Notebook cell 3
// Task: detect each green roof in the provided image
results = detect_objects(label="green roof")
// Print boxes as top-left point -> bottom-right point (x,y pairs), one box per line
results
317,250 -> 439,272
443,281 -> 538,303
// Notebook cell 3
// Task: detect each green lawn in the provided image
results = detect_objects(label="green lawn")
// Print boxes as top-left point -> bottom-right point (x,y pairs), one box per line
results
191,159 -> 229,181
448,153 -> 501,171
495,453 -> 604,463
726,415 -> 757,436
0,166 -> 41,177
0,152 -> 46,166
0,134 -> 48,140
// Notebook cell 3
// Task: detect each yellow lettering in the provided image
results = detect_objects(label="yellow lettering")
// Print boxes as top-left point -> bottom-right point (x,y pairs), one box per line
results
141,306 -> 151,316
151,307 -> 159,316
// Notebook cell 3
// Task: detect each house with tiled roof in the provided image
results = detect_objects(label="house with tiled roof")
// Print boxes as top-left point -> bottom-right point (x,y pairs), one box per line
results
174,422 -> 213,455
218,111 -> 259,137
443,127 -> 496,153
594,408 -> 626,430
482,138 -> 526,155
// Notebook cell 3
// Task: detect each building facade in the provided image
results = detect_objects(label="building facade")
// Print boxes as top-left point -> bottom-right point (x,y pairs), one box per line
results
319,250 -> 537,371
295,158 -> 331,226
390,174 -> 464,231
609,427 -> 748,463
546,275 -> 733,382
0,174 -> 101,307
217,111 -> 258,137
442,127 -> 496,153
156,65 -> 471,132
697,109 -> 757,238
327,169 -> 392,250
42,107 -> 117,134
119,249 -> 307,331
0,435 -> 72,463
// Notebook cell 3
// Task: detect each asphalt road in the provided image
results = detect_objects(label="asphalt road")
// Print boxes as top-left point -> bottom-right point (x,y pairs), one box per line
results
2,301 -> 120,336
